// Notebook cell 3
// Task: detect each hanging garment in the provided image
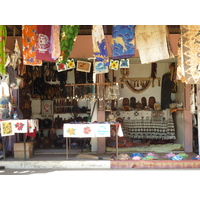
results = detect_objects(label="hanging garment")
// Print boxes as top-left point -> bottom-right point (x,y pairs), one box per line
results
36,25 -> 56,62
135,25 -> 174,64
111,25 -> 135,59
92,25 -> 109,67
59,25 -> 80,64
22,25 -> 42,66
50,25 -> 61,60
0,25 -> 7,74
177,25 -> 200,84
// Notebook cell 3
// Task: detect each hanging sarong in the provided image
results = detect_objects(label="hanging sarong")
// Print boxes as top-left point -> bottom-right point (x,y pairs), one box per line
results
92,25 -> 109,67
135,25 -> 174,64
177,25 -> 200,84
22,25 -> 42,66
59,25 -> 80,64
112,25 -> 135,59
50,25 -> 61,60
36,25 -> 56,62
0,25 -> 7,74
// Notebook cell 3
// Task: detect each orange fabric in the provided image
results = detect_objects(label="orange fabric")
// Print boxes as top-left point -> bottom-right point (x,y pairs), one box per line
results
22,25 -> 42,66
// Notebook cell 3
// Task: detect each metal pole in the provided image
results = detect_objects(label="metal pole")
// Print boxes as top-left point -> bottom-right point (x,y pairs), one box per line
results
24,134 -> 26,161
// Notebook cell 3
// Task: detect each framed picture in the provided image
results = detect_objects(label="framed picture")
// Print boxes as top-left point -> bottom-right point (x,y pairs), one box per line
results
0,120 -> 15,137
42,100 -> 53,115
76,60 -> 91,72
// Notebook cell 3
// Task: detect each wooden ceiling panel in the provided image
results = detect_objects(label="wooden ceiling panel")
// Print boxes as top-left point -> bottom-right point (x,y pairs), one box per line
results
5,25 -> 180,36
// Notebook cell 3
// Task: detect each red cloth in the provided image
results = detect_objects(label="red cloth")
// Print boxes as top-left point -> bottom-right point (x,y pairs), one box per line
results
36,25 -> 55,62
26,128 -> 37,137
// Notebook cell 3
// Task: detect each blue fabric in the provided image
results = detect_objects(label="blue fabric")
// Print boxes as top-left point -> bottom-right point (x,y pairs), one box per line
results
112,25 -> 135,59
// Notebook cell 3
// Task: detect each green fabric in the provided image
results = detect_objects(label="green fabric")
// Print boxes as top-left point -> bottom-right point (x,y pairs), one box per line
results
59,25 -> 80,64
0,25 -> 7,74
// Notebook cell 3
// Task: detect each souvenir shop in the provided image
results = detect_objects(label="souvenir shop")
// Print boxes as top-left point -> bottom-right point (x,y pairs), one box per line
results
0,25 -> 200,166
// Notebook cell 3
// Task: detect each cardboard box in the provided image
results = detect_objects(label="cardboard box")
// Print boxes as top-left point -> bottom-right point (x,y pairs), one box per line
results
14,142 -> 34,159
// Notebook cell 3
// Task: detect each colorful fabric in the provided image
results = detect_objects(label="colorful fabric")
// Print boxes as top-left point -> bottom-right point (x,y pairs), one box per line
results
92,25 -> 109,67
59,25 -> 80,64
135,25 -> 174,64
0,25 -> 7,74
36,25 -> 56,62
112,25 -> 135,59
22,25 -> 42,66
50,25 -> 61,60
177,25 -> 200,84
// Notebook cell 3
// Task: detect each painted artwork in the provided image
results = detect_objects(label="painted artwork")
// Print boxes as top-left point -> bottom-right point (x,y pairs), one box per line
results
67,59 -> 75,70
109,60 -> 119,70
13,120 -> 28,133
95,124 -> 110,137
92,25 -> 109,67
94,61 -> 109,74
42,100 -> 53,115
56,56 -> 68,72
120,59 -> 129,68
0,121 -> 14,137
63,123 -> 110,137
76,61 -> 91,73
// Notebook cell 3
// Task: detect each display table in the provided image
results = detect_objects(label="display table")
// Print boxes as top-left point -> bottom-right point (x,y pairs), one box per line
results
120,109 -> 176,140
63,123 -> 123,160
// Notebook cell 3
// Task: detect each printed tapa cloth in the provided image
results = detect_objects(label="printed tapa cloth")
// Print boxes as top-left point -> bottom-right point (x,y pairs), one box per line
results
135,25 -> 174,64
177,25 -> 200,84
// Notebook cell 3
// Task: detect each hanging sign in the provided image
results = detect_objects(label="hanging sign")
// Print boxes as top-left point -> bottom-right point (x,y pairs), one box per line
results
120,59 -> 129,68
94,61 -> 109,74
109,60 -> 119,70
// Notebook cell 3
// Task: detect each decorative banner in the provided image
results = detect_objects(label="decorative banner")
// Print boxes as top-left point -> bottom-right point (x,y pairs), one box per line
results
63,123 -> 110,137
0,121 -> 14,137
112,25 -> 135,59
109,59 -> 119,70
92,25 -> 109,67
120,59 -> 129,68
67,59 -> 75,70
22,25 -> 42,66
94,61 -> 109,74
76,60 -> 91,72
36,25 -> 56,62
12,120 -> 28,133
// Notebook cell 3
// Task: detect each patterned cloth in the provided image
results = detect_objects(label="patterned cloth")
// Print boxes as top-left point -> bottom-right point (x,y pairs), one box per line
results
50,25 -> 61,60
177,25 -> 200,84
112,25 -> 135,59
60,25 -> 79,64
135,25 -> 174,64
121,110 -> 176,140
36,25 -> 56,62
0,25 -> 7,74
22,25 -> 42,66
92,25 -> 109,67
